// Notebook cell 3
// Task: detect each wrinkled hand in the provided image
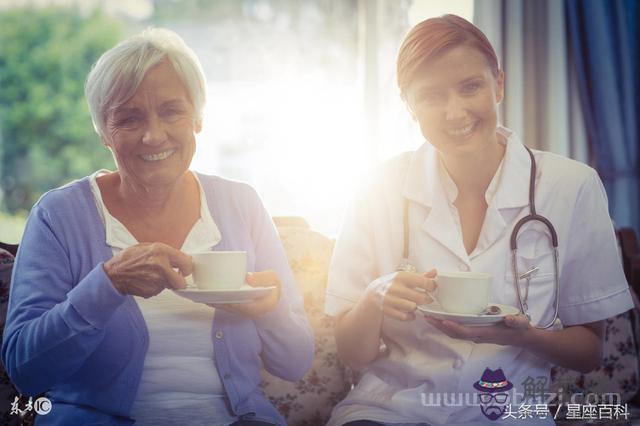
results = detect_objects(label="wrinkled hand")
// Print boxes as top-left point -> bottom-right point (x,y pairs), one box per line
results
366,269 -> 437,321
104,242 -> 192,298
209,270 -> 281,318
425,314 -> 531,346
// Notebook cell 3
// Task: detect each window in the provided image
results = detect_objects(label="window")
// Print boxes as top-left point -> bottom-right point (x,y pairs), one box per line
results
184,0 -> 473,235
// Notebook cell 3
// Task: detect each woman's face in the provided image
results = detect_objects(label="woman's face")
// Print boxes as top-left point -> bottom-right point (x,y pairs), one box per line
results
103,60 -> 201,189
405,44 -> 504,158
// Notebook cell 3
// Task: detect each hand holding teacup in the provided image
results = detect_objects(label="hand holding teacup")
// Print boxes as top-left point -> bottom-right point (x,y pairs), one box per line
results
104,242 -> 193,298
366,269 -> 437,321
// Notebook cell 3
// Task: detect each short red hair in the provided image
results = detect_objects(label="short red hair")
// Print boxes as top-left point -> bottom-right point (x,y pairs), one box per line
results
397,14 -> 500,100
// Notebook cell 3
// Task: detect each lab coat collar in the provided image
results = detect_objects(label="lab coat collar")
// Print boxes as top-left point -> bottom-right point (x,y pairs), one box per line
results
402,127 -> 531,209
401,141 -> 435,207
401,140 -> 468,261
402,127 -> 530,210
401,127 -> 531,262
493,127 -> 531,210
476,128 -> 532,257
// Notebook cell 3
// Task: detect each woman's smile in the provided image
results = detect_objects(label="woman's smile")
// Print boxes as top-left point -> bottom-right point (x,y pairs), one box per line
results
139,149 -> 178,162
104,60 -> 200,189
444,121 -> 479,139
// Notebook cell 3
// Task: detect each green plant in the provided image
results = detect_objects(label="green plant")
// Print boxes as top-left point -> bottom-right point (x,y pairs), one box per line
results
0,6 -> 123,213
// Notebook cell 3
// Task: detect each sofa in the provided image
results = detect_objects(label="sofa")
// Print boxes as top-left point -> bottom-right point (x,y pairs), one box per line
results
1,223 -> 639,425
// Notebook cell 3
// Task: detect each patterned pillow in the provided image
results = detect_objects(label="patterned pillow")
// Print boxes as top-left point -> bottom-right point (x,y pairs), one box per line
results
0,248 -> 21,425
260,224 -> 351,425
550,231 -> 640,410
550,310 -> 639,405
0,248 -> 13,328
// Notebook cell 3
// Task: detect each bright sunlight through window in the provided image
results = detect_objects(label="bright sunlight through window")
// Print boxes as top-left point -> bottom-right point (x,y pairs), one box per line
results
186,0 -> 474,236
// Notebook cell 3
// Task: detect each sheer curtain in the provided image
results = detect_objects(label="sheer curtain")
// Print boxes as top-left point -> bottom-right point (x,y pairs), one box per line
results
473,0 -> 587,161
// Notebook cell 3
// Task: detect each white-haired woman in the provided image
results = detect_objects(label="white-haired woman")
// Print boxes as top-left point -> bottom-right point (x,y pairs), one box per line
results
2,28 -> 313,425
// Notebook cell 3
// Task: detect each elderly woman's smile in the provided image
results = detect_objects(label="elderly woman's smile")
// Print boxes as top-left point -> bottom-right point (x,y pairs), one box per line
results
140,149 -> 177,162
104,60 -> 201,188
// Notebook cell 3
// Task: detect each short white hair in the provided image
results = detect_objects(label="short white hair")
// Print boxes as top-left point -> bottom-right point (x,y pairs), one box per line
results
85,28 -> 206,138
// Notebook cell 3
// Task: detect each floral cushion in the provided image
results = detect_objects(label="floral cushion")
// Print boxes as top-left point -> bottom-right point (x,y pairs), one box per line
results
0,248 -> 13,329
550,233 -> 640,411
260,223 -> 351,425
0,248 -> 21,425
550,310 -> 639,405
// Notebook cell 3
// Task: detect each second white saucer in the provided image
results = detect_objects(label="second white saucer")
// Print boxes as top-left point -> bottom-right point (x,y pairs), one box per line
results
417,302 -> 520,327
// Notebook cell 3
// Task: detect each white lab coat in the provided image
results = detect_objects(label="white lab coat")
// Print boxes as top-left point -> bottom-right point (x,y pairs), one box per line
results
325,127 -> 633,425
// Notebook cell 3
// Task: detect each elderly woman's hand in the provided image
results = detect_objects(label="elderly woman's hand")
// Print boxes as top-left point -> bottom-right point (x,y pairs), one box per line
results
103,242 -> 193,298
364,269 -> 437,321
210,270 -> 282,318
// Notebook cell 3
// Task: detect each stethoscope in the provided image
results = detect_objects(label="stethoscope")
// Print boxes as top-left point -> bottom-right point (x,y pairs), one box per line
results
396,146 -> 560,329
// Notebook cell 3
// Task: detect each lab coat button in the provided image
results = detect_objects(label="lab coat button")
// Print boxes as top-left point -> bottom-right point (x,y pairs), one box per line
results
453,358 -> 464,369
458,264 -> 469,272
223,373 -> 231,379
215,330 -> 224,339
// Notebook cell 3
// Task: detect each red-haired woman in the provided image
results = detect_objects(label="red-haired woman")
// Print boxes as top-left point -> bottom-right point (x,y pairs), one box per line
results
325,14 -> 633,425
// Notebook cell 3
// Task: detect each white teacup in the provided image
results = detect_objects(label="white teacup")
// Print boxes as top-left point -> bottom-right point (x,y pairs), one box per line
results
434,271 -> 491,314
190,251 -> 247,291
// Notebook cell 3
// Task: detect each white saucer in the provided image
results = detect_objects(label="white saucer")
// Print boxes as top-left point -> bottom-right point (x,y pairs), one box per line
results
173,285 -> 276,304
417,302 -> 520,327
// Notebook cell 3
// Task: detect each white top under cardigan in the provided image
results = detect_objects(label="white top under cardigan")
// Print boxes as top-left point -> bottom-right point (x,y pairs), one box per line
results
89,170 -> 238,426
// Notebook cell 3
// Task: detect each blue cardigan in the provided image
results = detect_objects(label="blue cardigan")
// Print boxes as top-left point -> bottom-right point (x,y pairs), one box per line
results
2,173 -> 314,425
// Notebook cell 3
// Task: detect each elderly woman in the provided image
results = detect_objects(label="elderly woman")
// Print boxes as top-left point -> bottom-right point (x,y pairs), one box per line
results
2,28 -> 313,425
325,15 -> 633,425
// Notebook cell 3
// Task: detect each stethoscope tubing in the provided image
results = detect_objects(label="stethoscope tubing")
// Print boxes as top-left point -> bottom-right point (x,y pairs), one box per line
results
511,146 -> 560,329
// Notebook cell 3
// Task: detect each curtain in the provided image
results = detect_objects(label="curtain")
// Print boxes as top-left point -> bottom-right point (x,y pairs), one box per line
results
565,0 -> 640,234
473,0 -> 588,161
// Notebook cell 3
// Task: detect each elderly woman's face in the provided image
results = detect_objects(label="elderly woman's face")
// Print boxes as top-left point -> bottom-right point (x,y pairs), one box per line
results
406,44 -> 504,158
103,60 -> 201,189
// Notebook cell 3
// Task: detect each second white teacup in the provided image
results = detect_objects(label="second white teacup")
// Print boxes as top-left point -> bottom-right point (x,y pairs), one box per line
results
434,271 -> 491,315
191,251 -> 247,291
